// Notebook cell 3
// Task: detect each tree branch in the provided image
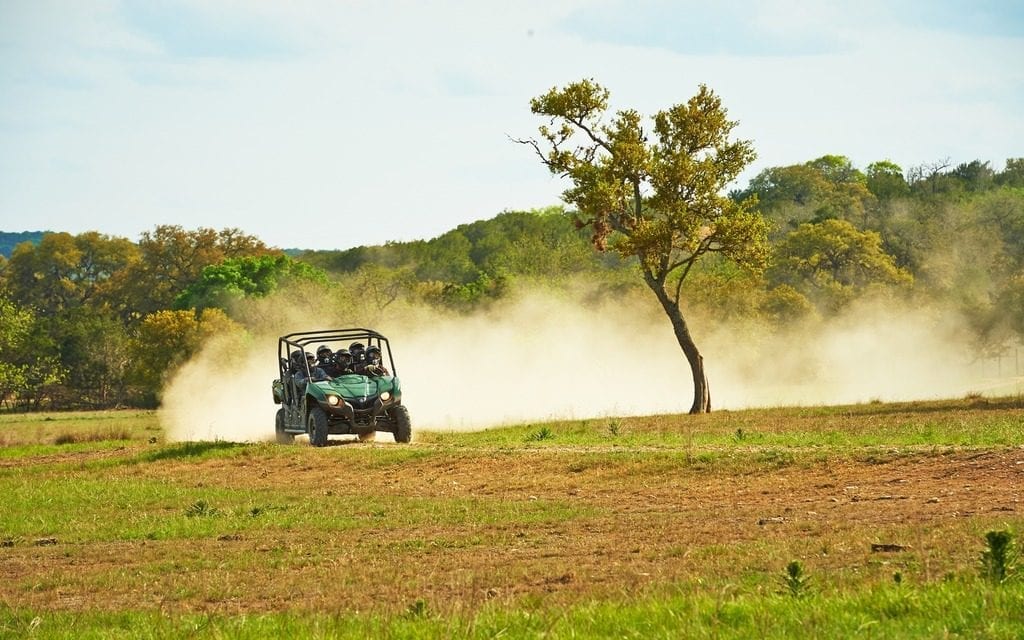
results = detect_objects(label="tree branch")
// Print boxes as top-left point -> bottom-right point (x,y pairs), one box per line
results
566,115 -> 613,155
510,136 -> 557,171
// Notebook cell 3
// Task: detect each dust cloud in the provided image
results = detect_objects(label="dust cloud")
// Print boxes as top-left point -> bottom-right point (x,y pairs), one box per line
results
160,289 -> 1010,442
703,301 -> 987,409
160,332 -> 279,443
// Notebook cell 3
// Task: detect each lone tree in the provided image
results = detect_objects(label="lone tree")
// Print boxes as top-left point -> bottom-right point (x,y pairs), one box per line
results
518,79 -> 769,413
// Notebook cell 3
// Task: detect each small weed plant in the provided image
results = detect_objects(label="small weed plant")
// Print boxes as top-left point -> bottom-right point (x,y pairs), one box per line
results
782,560 -> 811,598
526,427 -> 554,442
184,500 -> 220,518
981,529 -> 1017,584
405,598 -> 429,619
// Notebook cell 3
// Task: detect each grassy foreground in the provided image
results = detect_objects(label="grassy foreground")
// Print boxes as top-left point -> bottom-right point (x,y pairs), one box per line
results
1,398 -> 1023,638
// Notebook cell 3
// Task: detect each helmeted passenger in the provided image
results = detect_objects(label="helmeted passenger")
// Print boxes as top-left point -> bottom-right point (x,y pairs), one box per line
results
348,342 -> 366,373
364,345 -> 390,377
349,342 -> 366,366
316,344 -> 340,376
296,351 -> 331,384
289,349 -> 306,374
316,344 -> 333,367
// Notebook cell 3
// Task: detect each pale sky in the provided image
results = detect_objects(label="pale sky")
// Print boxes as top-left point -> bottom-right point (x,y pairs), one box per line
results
1,1 -> 1022,251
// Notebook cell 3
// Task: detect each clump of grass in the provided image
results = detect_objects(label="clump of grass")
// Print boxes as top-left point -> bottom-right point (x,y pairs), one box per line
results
405,598 -> 429,618
248,505 -> 287,518
526,427 -> 554,442
981,529 -> 1017,584
757,449 -> 795,469
782,560 -> 811,598
142,441 -> 240,462
53,429 -> 133,445
184,500 -> 220,518
607,419 -> 621,437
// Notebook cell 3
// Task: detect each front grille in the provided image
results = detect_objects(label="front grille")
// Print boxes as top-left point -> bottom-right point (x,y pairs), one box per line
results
348,396 -> 376,410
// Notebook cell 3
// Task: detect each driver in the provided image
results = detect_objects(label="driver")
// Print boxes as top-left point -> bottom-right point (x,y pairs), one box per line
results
333,348 -> 355,374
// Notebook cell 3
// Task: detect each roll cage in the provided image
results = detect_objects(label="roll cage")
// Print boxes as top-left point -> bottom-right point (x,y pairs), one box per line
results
278,328 -> 397,380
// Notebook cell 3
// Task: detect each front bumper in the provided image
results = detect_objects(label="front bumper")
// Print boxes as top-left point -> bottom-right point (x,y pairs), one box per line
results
318,395 -> 399,428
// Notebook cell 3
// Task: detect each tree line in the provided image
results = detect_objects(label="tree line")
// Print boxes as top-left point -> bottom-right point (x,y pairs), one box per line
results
0,155 -> 1021,410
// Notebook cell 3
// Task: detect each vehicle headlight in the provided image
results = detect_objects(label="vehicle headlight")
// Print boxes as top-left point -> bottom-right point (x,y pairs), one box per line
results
380,391 -> 391,402
327,395 -> 341,406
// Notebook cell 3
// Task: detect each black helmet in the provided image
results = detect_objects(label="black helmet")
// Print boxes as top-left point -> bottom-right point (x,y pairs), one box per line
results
349,341 -> 365,352
316,344 -> 332,357
290,349 -> 305,365
335,348 -> 352,360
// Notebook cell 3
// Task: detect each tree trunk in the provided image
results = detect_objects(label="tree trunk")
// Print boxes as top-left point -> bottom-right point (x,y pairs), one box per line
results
646,279 -> 711,414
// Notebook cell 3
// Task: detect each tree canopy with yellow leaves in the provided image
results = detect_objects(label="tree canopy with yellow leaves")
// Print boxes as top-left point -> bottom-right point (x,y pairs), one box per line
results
519,79 -> 769,413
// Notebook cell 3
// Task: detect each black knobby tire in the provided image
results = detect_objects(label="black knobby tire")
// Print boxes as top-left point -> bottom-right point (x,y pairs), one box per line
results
275,408 -> 293,444
308,406 -> 329,447
392,404 -> 412,443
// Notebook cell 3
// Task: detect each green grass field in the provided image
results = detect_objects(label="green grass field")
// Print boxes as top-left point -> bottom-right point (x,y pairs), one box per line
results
1,398 -> 1023,638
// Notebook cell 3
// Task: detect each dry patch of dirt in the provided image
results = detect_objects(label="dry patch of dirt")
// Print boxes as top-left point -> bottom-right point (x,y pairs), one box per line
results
3,446 -> 1023,615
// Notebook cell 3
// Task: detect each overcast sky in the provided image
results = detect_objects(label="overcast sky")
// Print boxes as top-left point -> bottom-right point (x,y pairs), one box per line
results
1,1 -> 1022,251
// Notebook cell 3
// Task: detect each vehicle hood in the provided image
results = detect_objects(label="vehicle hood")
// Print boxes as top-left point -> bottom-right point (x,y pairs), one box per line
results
313,374 -> 399,400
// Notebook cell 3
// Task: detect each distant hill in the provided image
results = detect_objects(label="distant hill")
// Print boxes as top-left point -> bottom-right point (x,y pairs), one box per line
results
0,231 -> 47,258
296,207 -> 631,284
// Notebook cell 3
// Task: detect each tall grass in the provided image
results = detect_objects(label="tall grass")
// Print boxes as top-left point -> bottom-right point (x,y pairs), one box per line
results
3,578 -> 1023,639
0,409 -> 160,449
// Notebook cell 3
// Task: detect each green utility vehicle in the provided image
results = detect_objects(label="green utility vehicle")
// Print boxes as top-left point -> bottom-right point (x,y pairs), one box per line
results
272,328 -> 411,446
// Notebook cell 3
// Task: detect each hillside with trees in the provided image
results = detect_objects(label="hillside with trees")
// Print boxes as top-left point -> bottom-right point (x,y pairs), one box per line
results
0,156 -> 1021,410
0,231 -> 46,258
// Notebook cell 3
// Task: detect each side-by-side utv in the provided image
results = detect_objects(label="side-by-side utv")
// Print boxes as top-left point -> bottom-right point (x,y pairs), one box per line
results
272,328 -> 411,446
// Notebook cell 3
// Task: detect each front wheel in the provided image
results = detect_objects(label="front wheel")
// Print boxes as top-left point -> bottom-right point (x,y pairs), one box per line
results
275,408 -> 293,444
391,405 -> 412,443
308,406 -> 329,447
